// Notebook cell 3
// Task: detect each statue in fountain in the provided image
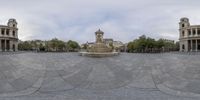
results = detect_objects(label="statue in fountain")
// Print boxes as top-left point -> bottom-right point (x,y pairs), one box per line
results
79,29 -> 119,57
87,29 -> 112,53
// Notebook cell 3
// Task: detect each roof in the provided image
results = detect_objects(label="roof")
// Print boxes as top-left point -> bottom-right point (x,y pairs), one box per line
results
0,25 -> 18,29
0,25 -> 9,28
104,38 -> 113,41
190,25 -> 200,28
95,29 -> 104,34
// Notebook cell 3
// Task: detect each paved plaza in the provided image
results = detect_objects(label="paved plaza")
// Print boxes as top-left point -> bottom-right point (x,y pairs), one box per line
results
0,52 -> 200,100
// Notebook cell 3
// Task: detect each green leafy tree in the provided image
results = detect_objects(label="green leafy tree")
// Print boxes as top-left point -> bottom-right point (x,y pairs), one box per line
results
18,41 -> 32,51
127,35 -> 177,53
66,40 -> 80,51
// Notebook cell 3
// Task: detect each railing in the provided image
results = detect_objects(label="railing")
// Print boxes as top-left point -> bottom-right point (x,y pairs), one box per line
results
0,35 -> 17,39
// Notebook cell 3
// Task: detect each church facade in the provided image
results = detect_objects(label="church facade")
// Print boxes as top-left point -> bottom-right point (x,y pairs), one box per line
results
179,17 -> 200,52
0,19 -> 18,51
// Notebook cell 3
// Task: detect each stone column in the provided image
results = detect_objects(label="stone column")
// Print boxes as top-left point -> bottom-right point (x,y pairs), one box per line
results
4,29 -> 6,35
15,42 -> 18,51
191,29 -> 193,36
0,28 -> 1,37
14,30 -> 17,38
4,39 -> 6,51
9,40 -> 12,51
191,40 -> 193,51
0,28 -> 1,51
196,28 -> 198,36
0,39 -> 1,51
185,40 -> 188,52
185,30 -> 187,37
9,29 -> 12,37
196,39 -> 198,51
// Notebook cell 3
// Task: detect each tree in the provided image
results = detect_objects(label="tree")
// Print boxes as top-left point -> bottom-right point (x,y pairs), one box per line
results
39,43 -> 45,51
127,35 -> 177,53
66,40 -> 80,51
127,41 -> 134,52
156,39 -> 165,48
18,41 -> 32,51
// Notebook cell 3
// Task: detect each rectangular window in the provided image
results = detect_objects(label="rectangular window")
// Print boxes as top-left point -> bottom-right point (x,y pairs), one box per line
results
182,24 -> 185,27
12,31 -> 15,36
198,29 -> 200,35
193,29 -> 196,35
182,31 -> 185,37
6,29 -> 9,35
188,29 -> 191,35
1,29 -> 4,35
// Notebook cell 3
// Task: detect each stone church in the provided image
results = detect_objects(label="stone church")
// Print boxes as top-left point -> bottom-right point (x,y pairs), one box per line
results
0,19 -> 18,51
179,17 -> 200,52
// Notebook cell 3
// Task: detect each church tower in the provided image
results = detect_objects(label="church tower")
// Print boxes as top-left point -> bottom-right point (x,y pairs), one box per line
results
95,29 -> 104,43
179,17 -> 190,38
7,18 -> 18,28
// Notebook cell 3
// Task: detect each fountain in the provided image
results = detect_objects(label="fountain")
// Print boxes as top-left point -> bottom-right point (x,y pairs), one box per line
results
79,29 -> 120,57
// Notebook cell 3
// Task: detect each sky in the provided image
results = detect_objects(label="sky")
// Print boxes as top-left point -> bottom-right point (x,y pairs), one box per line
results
0,0 -> 200,44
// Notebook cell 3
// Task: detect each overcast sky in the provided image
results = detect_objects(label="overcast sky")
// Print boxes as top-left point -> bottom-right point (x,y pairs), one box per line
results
0,0 -> 200,43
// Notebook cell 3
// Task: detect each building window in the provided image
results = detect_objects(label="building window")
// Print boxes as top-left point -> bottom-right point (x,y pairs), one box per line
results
6,29 -> 9,35
1,29 -> 4,35
193,29 -> 196,35
182,44 -> 185,50
182,31 -> 185,37
188,29 -> 191,35
198,29 -> 200,35
12,31 -> 15,36
182,24 -> 185,27
13,24 -> 15,27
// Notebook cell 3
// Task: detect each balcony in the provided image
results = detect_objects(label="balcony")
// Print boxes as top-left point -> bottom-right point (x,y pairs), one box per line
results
0,34 -> 18,39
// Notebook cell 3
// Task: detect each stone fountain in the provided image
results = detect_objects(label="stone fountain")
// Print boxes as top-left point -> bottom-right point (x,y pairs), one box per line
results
79,29 -> 120,57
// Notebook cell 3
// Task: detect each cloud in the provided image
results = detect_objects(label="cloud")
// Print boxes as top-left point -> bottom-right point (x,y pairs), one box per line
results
0,0 -> 200,43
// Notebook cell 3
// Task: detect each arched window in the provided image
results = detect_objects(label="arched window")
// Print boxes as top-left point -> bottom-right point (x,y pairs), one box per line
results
182,24 -> 185,27
6,29 -> 9,35
182,45 -> 185,50
12,31 -> 15,36
182,31 -> 185,37
188,29 -> 191,35
1,29 -> 4,35
13,24 -> 15,27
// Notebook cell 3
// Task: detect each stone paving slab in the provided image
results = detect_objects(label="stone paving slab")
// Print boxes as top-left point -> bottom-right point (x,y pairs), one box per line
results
0,52 -> 200,100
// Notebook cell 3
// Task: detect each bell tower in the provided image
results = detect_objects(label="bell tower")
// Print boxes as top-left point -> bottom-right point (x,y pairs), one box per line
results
179,17 -> 190,38
7,18 -> 17,28
179,17 -> 190,29
95,29 -> 104,43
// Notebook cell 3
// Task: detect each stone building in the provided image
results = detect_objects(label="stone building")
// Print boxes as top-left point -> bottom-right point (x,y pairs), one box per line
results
82,30 -> 125,52
104,38 -> 113,47
113,41 -> 124,52
179,17 -> 200,52
0,19 -> 18,51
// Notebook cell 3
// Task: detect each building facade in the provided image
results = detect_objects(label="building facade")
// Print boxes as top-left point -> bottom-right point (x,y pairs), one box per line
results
103,38 -> 113,47
0,19 -> 18,51
179,17 -> 200,52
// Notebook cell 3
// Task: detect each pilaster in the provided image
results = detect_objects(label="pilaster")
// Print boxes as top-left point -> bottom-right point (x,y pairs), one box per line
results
0,39 -> 1,51
196,39 -> 198,51
191,40 -> 193,51
196,28 -> 198,36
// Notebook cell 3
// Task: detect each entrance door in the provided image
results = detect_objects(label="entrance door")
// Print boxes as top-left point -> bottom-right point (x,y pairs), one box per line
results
182,44 -> 185,52
6,40 -> 10,51
198,40 -> 200,51
1,40 -> 5,51
13,44 -> 15,51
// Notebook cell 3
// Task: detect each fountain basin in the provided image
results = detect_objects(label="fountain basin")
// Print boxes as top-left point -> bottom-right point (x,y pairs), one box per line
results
79,52 -> 120,57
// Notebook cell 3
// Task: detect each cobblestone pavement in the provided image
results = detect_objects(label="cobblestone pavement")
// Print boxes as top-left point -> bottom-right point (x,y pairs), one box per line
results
0,52 -> 200,100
